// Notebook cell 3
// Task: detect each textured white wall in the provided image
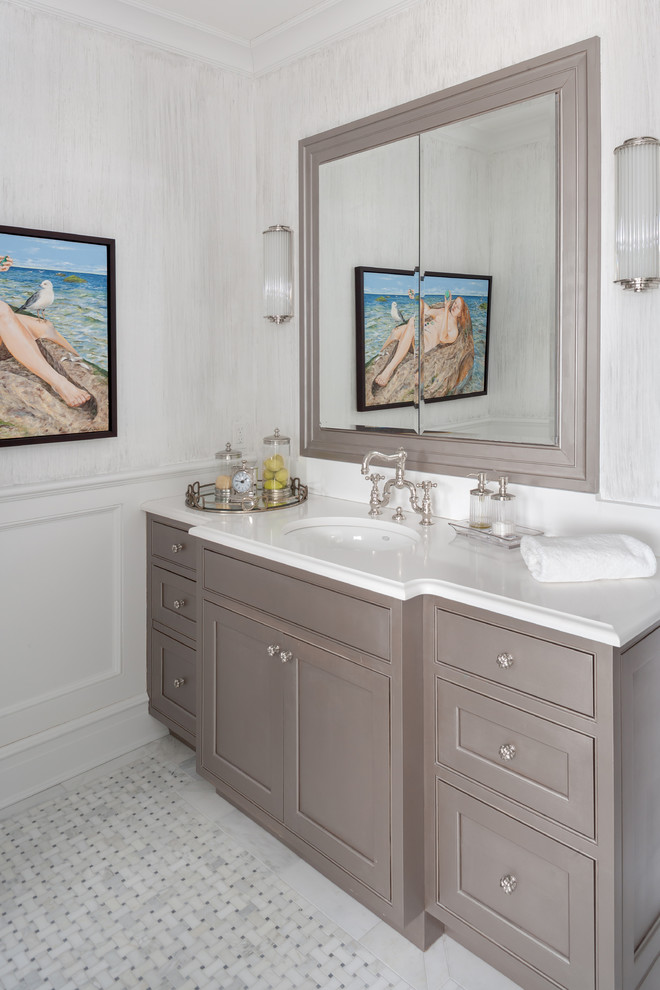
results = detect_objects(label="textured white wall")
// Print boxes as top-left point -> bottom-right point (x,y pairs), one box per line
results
0,1 -> 257,486
256,0 -> 660,507
0,2 -> 256,795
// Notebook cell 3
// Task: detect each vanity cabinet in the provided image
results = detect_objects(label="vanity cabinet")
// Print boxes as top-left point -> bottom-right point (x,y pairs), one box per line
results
426,600 -> 660,990
197,541 -> 434,946
146,514 -> 197,747
143,502 -> 659,987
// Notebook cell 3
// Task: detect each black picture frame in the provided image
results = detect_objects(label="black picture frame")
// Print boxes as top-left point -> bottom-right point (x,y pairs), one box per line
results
0,224 -> 116,447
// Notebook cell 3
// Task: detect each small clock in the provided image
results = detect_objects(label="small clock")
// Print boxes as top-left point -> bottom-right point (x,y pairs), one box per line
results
231,460 -> 257,497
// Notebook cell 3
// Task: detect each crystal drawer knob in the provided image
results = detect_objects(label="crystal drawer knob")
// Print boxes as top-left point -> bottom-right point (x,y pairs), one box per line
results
496,652 -> 514,669
173,677 -> 185,689
499,743 -> 517,761
171,543 -> 183,553
267,644 -> 281,656
279,650 -> 293,663
173,599 -> 185,610
500,874 -> 518,895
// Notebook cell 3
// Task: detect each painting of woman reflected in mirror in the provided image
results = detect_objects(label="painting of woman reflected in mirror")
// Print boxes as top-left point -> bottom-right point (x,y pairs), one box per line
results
356,266 -> 490,412
355,266 -> 419,412
420,271 -> 491,403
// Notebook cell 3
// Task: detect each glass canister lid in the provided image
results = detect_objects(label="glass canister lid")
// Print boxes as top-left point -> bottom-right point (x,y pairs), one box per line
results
215,441 -> 242,466
263,427 -> 289,447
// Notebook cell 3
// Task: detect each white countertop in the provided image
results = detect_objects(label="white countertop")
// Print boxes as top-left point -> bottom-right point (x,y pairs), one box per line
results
142,493 -> 660,647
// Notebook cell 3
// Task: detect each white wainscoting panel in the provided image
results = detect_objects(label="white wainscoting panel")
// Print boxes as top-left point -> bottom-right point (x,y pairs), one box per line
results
1,505 -> 121,716
0,461 -> 214,808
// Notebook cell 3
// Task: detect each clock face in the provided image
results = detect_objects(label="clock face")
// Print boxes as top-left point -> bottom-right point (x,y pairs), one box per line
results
232,469 -> 253,494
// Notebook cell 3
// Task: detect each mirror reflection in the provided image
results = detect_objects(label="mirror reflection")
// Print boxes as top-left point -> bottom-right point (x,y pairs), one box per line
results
319,135 -> 420,434
318,93 -> 558,446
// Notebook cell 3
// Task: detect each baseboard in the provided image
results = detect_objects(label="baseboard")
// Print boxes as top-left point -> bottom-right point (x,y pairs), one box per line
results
0,695 -> 167,810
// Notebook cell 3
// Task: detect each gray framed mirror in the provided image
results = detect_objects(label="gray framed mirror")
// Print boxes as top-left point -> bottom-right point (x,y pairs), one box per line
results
299,37 -> 600,491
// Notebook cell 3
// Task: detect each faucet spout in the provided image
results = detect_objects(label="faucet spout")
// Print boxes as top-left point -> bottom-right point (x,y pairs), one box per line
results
361,447 -> 407,476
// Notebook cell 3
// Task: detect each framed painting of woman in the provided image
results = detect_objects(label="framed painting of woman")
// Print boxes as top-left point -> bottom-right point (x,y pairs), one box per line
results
0,224 -> 116,447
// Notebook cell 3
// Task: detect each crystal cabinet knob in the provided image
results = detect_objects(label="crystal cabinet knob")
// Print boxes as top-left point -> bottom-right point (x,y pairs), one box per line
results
171,543 -> 183,553
498,743 -> 517,761
496,652 -> 514,669
500,874 -> 518,895
279,650 -> 293,663
173,678 -> 185,689
267,644 -> 281,656
173,599 -> 185,610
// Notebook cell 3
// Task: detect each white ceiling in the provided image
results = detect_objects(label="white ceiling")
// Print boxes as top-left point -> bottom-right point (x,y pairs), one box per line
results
15,0 -> 421,74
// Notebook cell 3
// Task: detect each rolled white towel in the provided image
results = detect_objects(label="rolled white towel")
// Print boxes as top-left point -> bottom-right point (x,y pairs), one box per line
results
519,533 -> 657,583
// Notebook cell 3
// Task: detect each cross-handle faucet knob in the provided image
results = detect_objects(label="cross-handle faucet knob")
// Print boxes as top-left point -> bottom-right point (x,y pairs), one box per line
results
365,472 -> 386,516
416,480 -> 437,526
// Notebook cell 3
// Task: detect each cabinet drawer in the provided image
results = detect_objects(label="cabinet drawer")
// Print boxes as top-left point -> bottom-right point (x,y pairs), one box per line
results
203,549 -> 391,660
435,681 -> 595,836
435,609 -> 594,716
434,782 -> 595,990
151,564 -> 196,641
150,628 -> 196,737
151,520 -> 196,572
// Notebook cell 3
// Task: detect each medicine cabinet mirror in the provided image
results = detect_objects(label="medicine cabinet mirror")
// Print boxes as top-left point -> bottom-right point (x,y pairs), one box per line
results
299,37 -> 600,491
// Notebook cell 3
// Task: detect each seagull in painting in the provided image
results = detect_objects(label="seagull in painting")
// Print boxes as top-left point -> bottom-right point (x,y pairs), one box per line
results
391,300 -> 405,324
16,279 -> 54,320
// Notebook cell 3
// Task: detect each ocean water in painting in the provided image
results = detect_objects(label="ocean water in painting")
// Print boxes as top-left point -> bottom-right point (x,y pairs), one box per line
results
363,290 -> 489,395
0,266 -> 109,372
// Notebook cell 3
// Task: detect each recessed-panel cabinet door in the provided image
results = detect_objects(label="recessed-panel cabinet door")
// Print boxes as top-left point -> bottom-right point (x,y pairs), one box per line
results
283,640 -> 392,899
434,782 -> 595,990
200,602 -> 284,819
150,628 -> 196,740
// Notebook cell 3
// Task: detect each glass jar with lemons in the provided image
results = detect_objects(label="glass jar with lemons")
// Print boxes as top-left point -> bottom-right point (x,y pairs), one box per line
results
262,427 -> 292,501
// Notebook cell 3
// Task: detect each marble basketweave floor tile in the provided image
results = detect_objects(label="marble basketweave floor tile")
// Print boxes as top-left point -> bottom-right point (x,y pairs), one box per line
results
0,737 -> 523,990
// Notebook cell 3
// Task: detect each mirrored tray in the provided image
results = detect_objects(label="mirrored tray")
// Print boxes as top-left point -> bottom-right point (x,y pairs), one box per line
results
448,520 -> 543,550
186,477 -> 308,513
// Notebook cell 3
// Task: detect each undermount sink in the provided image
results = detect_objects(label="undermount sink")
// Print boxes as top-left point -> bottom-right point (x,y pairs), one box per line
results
281,516 -> 421,552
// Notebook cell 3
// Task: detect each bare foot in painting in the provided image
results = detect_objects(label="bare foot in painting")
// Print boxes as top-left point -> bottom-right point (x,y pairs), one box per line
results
51,375 -> 92,408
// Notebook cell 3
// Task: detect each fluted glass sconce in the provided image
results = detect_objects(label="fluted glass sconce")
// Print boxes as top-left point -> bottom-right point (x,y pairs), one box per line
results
614,137 -> 660,291
263,224 -> 293,323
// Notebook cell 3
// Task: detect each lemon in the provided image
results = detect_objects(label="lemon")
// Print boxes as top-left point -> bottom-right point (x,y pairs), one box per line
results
275,468 -> 289,484
263,468 -> 275,480
264,454 -> 284,472
264,479 -> 285,491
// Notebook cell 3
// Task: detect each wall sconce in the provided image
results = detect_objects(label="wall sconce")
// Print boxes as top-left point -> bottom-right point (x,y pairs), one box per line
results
614,137 -> 660,291
263,224 -> 293,323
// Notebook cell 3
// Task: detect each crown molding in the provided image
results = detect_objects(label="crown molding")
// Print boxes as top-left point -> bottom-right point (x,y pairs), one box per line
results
250,0 -> 420,75
7,0 -> 421,75
7,0 -> 255,72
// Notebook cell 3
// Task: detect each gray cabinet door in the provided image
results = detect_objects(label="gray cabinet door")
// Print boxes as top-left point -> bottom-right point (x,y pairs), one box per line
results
284,639 -> 392,899
434,680 -> 595,836
200,602 -> 284,819
434,781 -> 595,990
150,628 -> 196,741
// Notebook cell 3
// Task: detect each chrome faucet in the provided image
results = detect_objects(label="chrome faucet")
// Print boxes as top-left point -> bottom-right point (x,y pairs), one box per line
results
361,447 -> 436,525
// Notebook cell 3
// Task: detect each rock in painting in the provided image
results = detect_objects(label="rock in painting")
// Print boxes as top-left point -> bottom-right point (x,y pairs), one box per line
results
0,338 -> 108,441
365,326 -> 474,407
